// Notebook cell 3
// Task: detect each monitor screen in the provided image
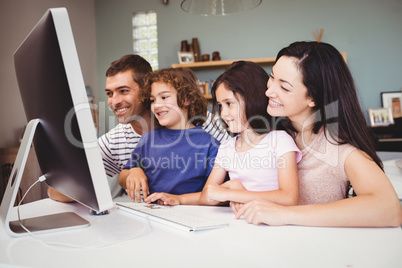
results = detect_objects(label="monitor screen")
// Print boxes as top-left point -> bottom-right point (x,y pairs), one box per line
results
0,7 -> 113,236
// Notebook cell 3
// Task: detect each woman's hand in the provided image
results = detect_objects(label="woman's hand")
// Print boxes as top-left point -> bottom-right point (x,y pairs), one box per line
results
235,200 -> 289,226
230,201 -> 244,215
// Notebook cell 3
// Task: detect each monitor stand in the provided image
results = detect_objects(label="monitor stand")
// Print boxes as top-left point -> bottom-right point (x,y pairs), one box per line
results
0,119 -> 90,237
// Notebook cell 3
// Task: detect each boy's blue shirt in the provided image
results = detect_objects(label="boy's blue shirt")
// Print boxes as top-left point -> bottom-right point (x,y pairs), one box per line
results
123,126 -> 220,195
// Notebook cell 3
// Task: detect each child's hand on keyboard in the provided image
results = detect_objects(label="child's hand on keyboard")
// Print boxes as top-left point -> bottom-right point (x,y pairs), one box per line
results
121,167 -> 150,202
145,192 -> 180,206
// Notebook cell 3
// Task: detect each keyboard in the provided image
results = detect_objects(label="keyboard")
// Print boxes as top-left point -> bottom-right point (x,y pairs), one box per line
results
116,202 -> 229,232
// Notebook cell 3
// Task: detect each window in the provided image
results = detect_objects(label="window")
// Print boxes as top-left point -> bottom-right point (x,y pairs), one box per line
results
132,11 -> 158,70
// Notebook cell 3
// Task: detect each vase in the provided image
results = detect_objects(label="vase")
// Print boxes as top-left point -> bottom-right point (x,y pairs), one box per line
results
192,38 -> 201,62
180,40 -> 189,52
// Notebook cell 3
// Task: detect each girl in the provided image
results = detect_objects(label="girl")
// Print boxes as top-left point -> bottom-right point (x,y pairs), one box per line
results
199,61 -> 302,207
236,41 -> 402,227
119,67 -> 219,205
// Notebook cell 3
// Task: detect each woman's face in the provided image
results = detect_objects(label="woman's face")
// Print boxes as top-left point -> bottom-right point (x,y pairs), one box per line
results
265,56 -> 316,123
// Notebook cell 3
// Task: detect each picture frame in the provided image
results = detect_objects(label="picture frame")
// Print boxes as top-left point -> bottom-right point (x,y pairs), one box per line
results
381,91 -> 402,118
198,82 -> 206,95
197,81 -> 210,96
178,52 -> 195,64
368,107 -> 394,127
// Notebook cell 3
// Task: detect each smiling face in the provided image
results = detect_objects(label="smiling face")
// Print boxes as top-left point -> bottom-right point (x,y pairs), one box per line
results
215,84 -> 247,134
150,82 -> 189,130
105,70 -> 148,125
265,56 -> 316,124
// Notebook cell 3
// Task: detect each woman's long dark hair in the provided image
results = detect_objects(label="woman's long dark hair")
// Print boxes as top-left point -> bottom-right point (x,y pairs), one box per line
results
211,61 -> 271,134
276,41 -> 382,169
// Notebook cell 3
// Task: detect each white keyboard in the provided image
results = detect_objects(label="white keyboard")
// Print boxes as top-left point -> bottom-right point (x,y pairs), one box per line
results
116,202 -> 228,232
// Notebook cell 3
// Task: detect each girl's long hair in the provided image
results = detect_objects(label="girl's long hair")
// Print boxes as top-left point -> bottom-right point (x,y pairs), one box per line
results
211,61 -> 271,134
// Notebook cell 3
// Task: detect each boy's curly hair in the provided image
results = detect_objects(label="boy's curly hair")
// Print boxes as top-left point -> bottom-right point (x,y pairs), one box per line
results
142,67 -> 207,126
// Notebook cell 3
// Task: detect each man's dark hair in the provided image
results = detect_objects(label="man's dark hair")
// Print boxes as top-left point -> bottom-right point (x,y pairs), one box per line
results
106,54 -> 152,89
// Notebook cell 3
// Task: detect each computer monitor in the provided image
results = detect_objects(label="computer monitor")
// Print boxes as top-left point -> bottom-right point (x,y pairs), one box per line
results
0,7 -> 113,237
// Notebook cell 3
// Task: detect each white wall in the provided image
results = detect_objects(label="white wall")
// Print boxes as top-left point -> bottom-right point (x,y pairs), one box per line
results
0,0 -> 97,148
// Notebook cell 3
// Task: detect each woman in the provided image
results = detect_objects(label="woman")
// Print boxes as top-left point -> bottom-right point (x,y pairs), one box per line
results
235,41 -> 402,227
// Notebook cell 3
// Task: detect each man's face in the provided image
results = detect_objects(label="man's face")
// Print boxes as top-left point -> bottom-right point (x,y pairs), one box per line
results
105,70 -> 147,124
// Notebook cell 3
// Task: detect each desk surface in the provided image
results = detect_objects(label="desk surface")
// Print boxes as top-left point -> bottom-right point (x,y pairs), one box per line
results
383,159 -> 402,200
1,198 -> 402,268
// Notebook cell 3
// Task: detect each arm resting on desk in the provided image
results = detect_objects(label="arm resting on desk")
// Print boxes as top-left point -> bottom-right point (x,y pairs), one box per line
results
236,150 -> 402,227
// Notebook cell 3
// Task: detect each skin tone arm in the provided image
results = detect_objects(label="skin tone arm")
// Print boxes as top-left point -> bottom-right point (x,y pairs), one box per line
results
144,192 -> 201,206
47,187 -> 74,202
119,167 -> 202,205
199,163 -> 231,206
119,167 -> 149,202
235,150 -> 402,227
200,152 -> 299,207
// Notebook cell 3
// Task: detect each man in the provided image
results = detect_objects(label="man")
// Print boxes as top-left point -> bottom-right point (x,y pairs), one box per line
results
48,54 -> 229,201
99,55 -> 154,180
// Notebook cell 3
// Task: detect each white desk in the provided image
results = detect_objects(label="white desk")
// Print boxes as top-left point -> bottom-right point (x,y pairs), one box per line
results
1,198 -> 401,268
383,159 -> 402,200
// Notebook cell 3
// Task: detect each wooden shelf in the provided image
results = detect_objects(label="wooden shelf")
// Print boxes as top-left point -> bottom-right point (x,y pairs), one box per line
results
171,53 -> 347,69
171,57 -> 277,69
